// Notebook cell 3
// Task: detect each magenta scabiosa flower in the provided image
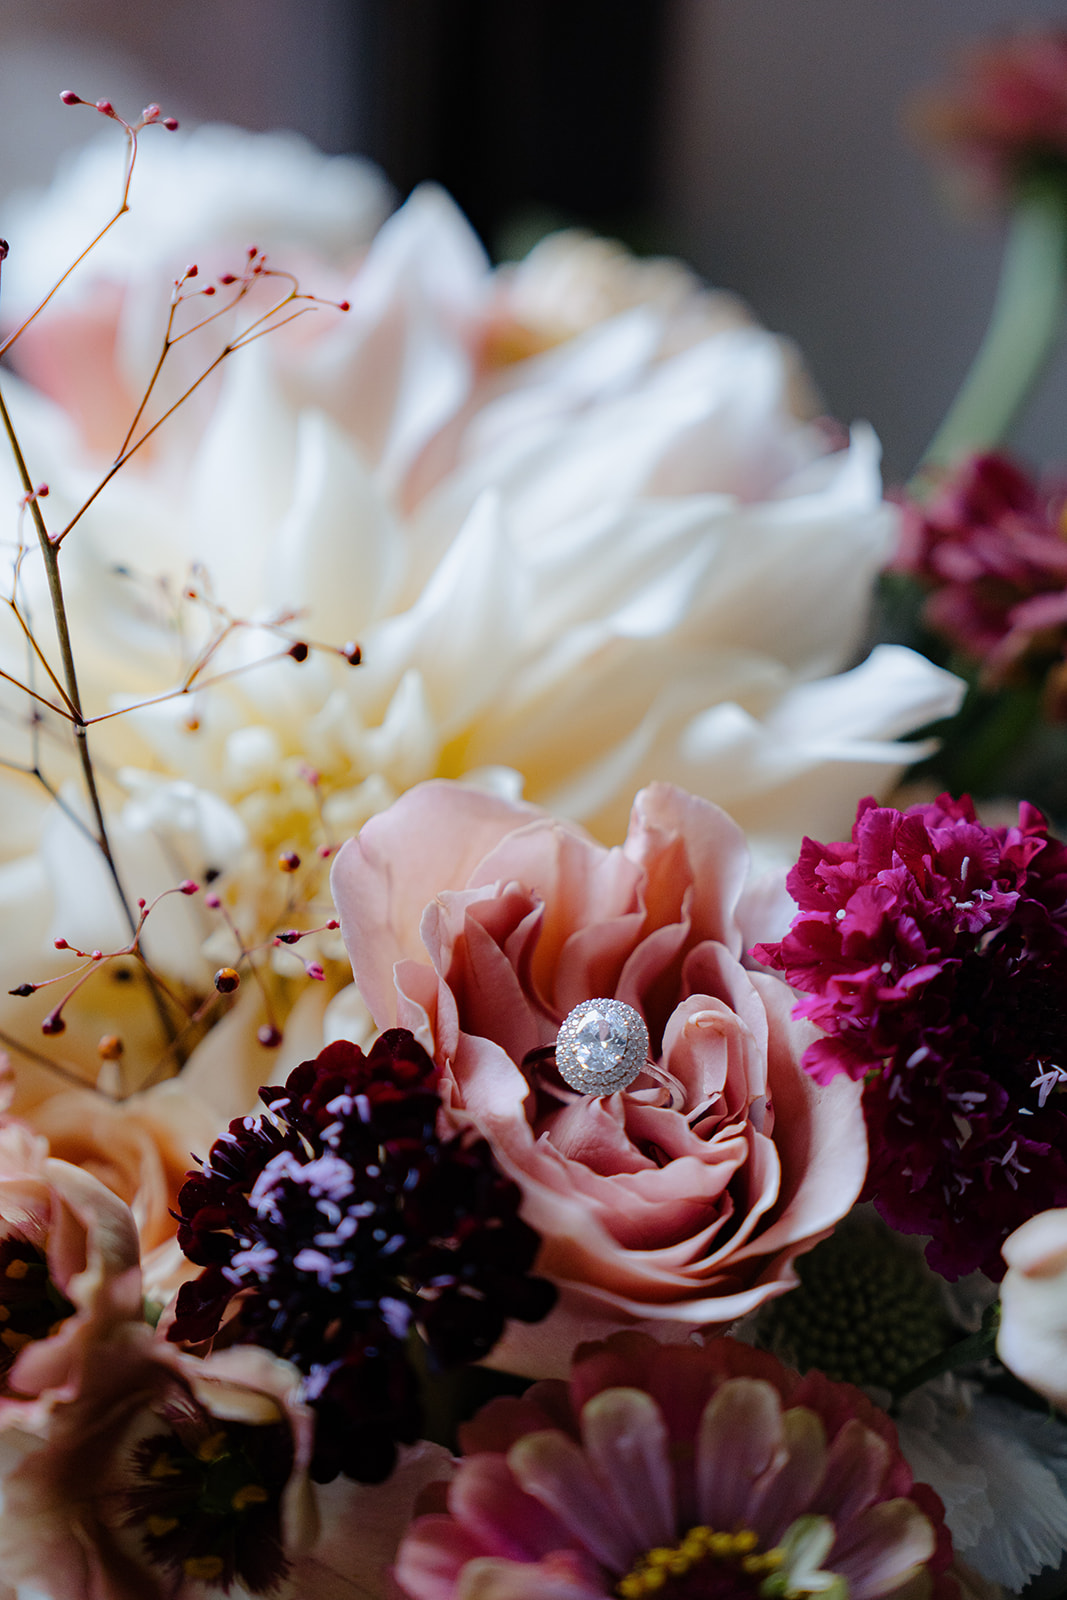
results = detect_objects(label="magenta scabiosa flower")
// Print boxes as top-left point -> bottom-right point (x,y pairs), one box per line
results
395,1332 -> 958,1600
167,1030 -> 556,1482
753,793 -> 1067,1279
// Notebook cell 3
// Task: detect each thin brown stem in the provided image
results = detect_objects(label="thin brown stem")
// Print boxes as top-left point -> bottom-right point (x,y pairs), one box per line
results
5,600 -> 79,716
0,759 -> 101,850
83,646 -> 297,724
0,381 -> 132,919
0,124 -> 140,362
57,342 -> 235,544
0,1024 -> 113,1093
0,667 -> 70,718
0,377 -> 183,1056
112,296 -> 179,459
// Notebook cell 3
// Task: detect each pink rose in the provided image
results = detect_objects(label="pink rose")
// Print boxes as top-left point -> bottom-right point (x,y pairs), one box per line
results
0,1120 -> 141,1424
331,781 -> 867,1375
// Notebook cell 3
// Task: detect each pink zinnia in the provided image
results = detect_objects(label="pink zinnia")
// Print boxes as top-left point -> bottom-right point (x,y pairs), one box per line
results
395,1332 -> 956,1600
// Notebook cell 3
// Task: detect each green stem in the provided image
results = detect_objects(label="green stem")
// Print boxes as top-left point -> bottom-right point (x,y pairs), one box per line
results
921,178 -> 1067,472
892,1303 -> 1001,1403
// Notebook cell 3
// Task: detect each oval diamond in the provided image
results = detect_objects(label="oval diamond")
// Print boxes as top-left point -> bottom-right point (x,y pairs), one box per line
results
556,999 -> 650,1095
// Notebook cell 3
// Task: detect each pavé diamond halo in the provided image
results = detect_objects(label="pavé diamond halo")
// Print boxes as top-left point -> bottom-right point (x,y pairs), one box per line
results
555,998 -> 651,1095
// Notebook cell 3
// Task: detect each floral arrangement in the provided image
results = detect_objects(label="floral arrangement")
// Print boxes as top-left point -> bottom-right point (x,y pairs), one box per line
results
1,34 -> 1067,1598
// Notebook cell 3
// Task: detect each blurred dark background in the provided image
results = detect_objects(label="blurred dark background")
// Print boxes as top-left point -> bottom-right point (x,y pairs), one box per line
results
3,0 -> 1067,482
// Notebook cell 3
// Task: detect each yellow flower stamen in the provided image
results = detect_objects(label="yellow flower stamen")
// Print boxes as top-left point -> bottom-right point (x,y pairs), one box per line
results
231,1482 -> 269,1511
195,1430 -> 229,1463
616,1526 -> 785,1599
183,1556 -> 225,1581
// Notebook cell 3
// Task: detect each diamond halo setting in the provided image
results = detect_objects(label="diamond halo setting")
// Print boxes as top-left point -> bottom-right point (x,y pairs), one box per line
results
555,999 -> 651,1095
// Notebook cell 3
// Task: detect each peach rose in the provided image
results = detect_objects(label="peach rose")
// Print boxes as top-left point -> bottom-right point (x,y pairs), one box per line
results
0,1120 -> 141,1424
331,781 -> 867,1375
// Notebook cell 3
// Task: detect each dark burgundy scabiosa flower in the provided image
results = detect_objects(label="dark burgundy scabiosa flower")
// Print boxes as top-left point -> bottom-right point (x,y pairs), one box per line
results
894,453 -> 1067,708
753,793 -> 1067,1280
167,1030 -> 556,1483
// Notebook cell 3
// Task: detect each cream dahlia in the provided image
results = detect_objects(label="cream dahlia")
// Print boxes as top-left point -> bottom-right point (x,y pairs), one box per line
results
0,124 -> 960,1111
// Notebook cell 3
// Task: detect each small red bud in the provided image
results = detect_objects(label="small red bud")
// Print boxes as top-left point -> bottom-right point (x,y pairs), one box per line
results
247,245 -> 258,259
186,264 -> 198,279
35,483 -> 48,498
326,919 -> 340,930
178,879 -> 199,896
305,962 -> 326,982
9,983 -> 35,998
205,893 -> 221,909
162,117 -> 179,131
287,641 -> 309,663
203,285 -> 216,296
278,850 -> 300,873
257,1024 -> 282,1049
219,273 -> 237,286
53,937 -> 68,951
137,898 -> 147,910
213,967 -> 241,994
97,1034 -> 124,1060
60,90 -> 81,106
141,103 -> 161,122
95,99 -> 116,117
342,641 -> 362,665
91,950 -> 103,961
317,843 -> 335,859
338,300 -> 351,312
274,930 -> 301,945
42,1012 -> 66,1035
0,241 -> 9,262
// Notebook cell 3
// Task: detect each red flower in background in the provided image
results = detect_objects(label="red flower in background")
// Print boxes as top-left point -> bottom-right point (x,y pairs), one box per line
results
895,453 -> 1067,711
915,29 -> 1067,196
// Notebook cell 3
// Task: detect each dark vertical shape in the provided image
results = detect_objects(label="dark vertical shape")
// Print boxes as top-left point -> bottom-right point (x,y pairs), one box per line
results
346,0 -> 668,251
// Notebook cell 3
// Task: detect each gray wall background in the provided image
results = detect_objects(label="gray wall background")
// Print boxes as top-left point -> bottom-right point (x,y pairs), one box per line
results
658,1 -> 1067,482
2,1 -> 1067,484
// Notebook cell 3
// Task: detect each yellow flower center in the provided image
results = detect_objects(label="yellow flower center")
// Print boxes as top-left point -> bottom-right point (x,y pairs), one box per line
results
616,1517 -> 846,1600
617,1527 -> 785,1599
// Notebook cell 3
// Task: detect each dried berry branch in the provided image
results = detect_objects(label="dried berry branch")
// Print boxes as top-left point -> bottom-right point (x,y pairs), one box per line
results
0,95 -> 178,363
56,251 -> 349,546
0,94 -> 355,1091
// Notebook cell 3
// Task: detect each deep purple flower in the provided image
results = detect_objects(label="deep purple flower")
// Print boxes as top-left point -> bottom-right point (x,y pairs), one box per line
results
753,793 -> 1067,1279
894,453 -> 1067,708
168,1030 -> 556,1482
